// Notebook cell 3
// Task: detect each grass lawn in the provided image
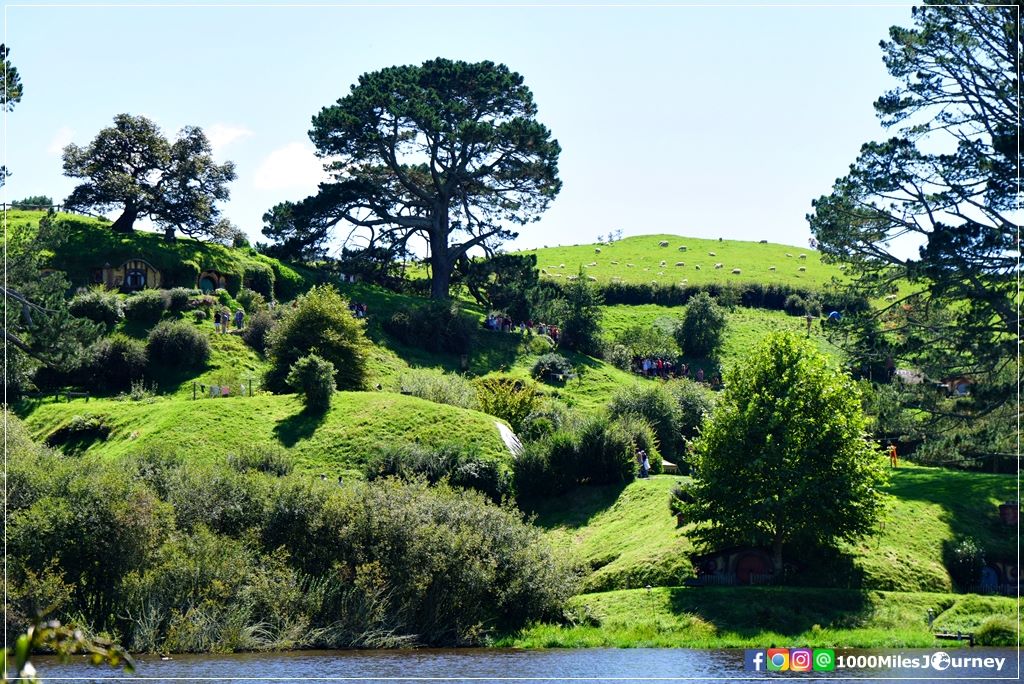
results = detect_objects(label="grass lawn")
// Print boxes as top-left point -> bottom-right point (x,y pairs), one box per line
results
496,586 -> 1018,648
18,391 -> 512,475
518,233 -> 845,289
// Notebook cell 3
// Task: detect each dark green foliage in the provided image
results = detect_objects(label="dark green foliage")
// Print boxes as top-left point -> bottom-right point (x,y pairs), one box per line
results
165,287 -> 195,313
236,287 -> 268,313
366,441 -> 512,502
146,321 -> 211,368
808,3 -> 1018,438
286,354 -> 337,412
783,293 -> 806,316
265,286 -> 368,392
123,289 -> 167,324
608,383 -> 681,459
226,444 -> 293,477
397,369 -> 479,410
382,300 -> 476,355
272,58 -> 561,299
947,537 -> 985,591
541,272 -> 604,355
12,195 -> 53,209
475,376 -> 539,433
62,114 -> 236,238
69,288 -> 123,329
683,332 -> 889,569
575,416 -> 643,484
666,378 -> 715,441
171,259 -> 201,288
974,616 -> 1016,647
608,319 -> 679,360
675,292 -> 727,358
1,43 -> 22,112
611,413 -> 663,474
461,253 -> 540,322
44,414 -> 112,449
86,334 -> 148,391
531,352 -> 573,381
241,309 -> 276,355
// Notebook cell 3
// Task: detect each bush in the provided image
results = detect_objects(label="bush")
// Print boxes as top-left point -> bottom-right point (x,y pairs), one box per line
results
85,334 -> 148,390
286,354 -> 336,412
265,286 -> 368,392
609,323 -> 678,360
398,369 -> 479,410
243,264 -> 275,299
193,310 -> 207,323
784,293 -> 807,316
171,259 -> 200,288
608,383 -> 683,459
69,288 -> 122,329
241,310 -> 276,355
974,615 -> 1016,646
44,414 -> 112,449
540,273 -> 603,355
147,321 -> 211,368
528,334 -> 556,354
612,413 -> 663,474
602,342 -> 633,371
475,376 -> 539,433
236,288 -> 268,314
166,288 -> 195,314
123,289 -> 168,324
383,301 -> 476,355
948,537 -> 985,590
531,353 -> 573,381
575,415 -> 639,485
675,292 -> 727,358
519,400 -> 574,442
666,378 -> 715,441
366,442 -> 512,502
226,444 -> 293,477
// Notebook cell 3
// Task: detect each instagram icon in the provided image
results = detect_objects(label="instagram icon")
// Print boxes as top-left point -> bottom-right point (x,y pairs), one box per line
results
791,648 -> 813,672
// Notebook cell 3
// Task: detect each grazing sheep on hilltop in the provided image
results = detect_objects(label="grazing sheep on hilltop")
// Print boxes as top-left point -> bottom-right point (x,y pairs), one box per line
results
587,276 -> 597,282
768,266 -> 776,271
799,254 -> 807,259
680,279 -> 688,284
559,263 -> 566,268
588,262 -> 597,267
695,264 -> 702,270
626,263 -> 635,267
660,260 -> 666,267
678,245 -> 687,251
659,240 -> 669,247
714,263 -> 723,269
708,251 -> 717,256
567,275 -> 579,280
675,261 -> 684,266
731,268 -> 741,274
595,248 -> 601,254
785,253 -> 793,257
798,266 -> 807,272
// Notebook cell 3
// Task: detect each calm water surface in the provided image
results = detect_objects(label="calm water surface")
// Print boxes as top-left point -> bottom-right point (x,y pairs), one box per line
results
35,648 -> 1019,682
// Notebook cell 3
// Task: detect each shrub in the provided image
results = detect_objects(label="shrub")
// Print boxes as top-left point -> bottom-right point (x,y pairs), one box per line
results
236,287 -> 268,314
366,442 -> 512,502
69,288 -> 122,329
784,293 -> 807,316
265,286 -> 368,392
540,273 -> 603,355
608,383 -> 683,459
948,537 -> 985,590
243,264 -> 275,299
675,292 -> 727,358
398,369 -> 479,410
475,376 -> 539,433
383,301 -> 476,355
171,259 -> 201,288
226,444 -> 293,477
602,342 -> 633,371
193,310 -> 207,323
188,294 -> 217,311
123,289 -> 167,324
286,354 -> 337,412
519,400 -> 574,442
44,414 -> 112,449
147,321 -> 211,368
609,323 -> 678,360
666,378 -> 715,440
241,310 -> 276,355
166,288 -> 195,314
528,334 -> 556,354
613,413 -> 663,474
974,615 -> 1016,646
86,334 -> 148,390
531,353 -> 573,381
575,415 -> 639,485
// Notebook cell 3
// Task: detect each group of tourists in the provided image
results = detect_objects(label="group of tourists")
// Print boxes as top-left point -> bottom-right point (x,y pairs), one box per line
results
213,308 -> 244,333
484,315 -> 560,343
636,449 -> 651,478
632,357 -> 722,387
349,302 -> 369,318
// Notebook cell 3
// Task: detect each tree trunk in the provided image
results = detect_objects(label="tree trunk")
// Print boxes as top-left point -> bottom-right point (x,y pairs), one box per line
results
772,535 -> 784,575
111,205 -> 139,233
428,212 -> 452,300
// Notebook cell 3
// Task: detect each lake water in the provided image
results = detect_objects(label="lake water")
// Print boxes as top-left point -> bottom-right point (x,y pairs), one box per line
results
35,647 -> 1019,682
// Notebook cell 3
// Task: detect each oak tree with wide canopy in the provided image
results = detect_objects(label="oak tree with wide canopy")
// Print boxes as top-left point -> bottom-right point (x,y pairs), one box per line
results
263,58 -> 562,298
62,114 -> 237,239
808,2 -> 1020,420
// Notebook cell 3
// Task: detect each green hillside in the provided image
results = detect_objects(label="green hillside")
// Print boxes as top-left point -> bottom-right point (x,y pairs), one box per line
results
6,209 -> 314,300
21,392 -> 512,475
519,233 -> 844,289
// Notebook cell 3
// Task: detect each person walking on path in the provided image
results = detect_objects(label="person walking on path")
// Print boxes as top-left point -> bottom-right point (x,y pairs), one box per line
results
234,308 -> 244,330
213,310 -> 222,334
888,443 -> 899,468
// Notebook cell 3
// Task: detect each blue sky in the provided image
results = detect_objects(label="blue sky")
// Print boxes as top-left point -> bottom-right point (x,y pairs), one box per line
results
4,2 -> 913,253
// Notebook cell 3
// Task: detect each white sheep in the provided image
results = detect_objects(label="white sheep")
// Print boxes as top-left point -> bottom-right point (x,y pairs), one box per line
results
714,263 -> 723,269
675,262 -> 684,266
657,271 -> 664,276
708,251 -> 717,257
567,274 -> 579,280
553,274 -> 562,278
651,280 -> 658,285
610,260 -> 619,265
587,276 -> 597,282
588,262 -> 597,267
798,266 -> 807,272
785,253 -> 793,258
540,269 -> 547,274
659,240 -> 669,247
626,263 -> 635,268
678,245 -> 687,251
768,266 -> 776,271
731,268 -> 741,274
695,264 -> 702,270
595,248 -> 601,254
680,279 -> 688,284
885,294 -> 898,301
660,260 -> 666,267
799,254 -> 807,259
559,263 -> 566,268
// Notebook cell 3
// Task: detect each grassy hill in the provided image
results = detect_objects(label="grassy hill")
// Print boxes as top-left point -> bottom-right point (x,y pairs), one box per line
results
21,391 -> 512,475
6,209 -> 315,300
519,234 -> 844,289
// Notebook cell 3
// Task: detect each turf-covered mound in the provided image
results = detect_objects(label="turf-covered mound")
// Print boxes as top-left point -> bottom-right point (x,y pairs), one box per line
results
22,392 -> 512,473
7,209 -> 313,300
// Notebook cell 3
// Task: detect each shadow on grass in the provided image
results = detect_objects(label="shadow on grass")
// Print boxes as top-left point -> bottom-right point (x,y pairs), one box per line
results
666,585 -> 872,637
525,482 -> 629,531
274,406 -> 330,448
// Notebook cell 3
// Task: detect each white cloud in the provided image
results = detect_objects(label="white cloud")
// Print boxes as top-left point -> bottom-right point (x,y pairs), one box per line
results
47,126 -> 75,155
205,123 -> 254,153
252,142 -> 327,191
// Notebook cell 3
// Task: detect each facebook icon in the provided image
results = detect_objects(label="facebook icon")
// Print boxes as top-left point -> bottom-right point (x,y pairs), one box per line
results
745,650 -> 766,671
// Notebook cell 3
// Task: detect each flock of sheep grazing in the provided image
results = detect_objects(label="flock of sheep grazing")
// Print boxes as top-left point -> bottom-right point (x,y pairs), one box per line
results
536,240 -> 815,284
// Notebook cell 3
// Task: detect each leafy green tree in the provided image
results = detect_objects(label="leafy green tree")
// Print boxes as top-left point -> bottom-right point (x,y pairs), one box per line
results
542,271 -> 604,355
12,195 -> 52,209
286,353 -> 337,412
808,3 -> 1018,419
1,43 -> 23,187
62,114 -> 236,238
460,253 -> 540,322
265,286 -> 369,392
263,58 -> 561,298
675,292 -> 727,358
683,332 -> 888,570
